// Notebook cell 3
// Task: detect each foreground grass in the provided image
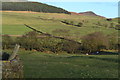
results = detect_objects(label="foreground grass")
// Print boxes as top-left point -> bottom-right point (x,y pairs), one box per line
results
4,49 -> 118,78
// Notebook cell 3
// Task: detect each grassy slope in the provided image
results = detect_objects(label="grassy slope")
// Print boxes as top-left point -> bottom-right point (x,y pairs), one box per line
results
2,12 -> 118,78
2,12 -> 118,41
5,49 -> 118,78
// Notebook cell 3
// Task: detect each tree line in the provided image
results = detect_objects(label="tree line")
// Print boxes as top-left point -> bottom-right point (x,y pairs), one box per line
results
61,20 -> 83,27
2,31 -> 118,54
2,2 -> 70,14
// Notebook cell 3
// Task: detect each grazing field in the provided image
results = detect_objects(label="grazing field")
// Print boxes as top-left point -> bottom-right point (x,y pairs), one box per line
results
2,12 -> 118,41
4,50 -> 118,78
2,11 -> 119,78
2,25 -> 32,35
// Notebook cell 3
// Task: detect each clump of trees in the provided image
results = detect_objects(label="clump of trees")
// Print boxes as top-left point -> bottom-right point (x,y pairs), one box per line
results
61,20 -> 83,27
2,2 -> 70,14
81,32 -> 109,54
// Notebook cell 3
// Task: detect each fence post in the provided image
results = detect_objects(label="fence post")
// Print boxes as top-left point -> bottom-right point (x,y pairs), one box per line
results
8,44 -> 20,61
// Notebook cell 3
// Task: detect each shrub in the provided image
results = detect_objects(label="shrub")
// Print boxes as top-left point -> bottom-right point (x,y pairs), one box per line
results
56,40 -> 81,53
69,21 -> 74,25
106,18 -> 112,21
107,33 -> 118,50
16,31 -> 81,54
109,23 -> 114,28
38,37 -> 61,52
115,24 -> 120,30
2,35 -> 14,49
17,31 -> 62,52
81,32 -> 109,54
62,20 -> 69,24
16,31 -> 39,50
77,22 -> 83,27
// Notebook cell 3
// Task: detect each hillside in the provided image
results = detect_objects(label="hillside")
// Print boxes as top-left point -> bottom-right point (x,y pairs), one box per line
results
70,11 -> 105,18
2,2 -> 70,14
2,11 -> 118,42
2,3 -> 119,78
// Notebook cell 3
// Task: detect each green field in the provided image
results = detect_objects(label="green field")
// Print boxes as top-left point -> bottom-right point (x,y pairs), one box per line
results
4,49 -> 118,78
2,11 -> 119,78
2,25 -> 32,35
2,12 -> 118,41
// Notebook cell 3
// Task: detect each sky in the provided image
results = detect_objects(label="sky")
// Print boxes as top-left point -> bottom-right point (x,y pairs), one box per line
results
1,0 -> 119,18
44,2 -> 118,18
27,0 -> 118,18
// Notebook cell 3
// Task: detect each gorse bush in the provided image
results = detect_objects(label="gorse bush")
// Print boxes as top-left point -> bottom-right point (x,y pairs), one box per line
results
15,31 -> 82,53
16,31 -> 39,50
55,40 -> 81,53
16,31 -> 62,52
3,31 -> 118,54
